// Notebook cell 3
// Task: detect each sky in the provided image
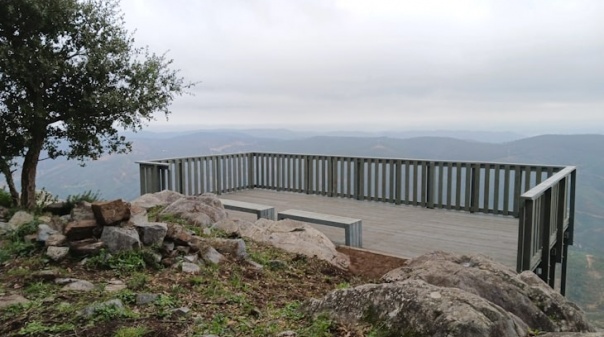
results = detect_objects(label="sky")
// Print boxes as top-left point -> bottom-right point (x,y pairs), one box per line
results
120,0 -> 604,134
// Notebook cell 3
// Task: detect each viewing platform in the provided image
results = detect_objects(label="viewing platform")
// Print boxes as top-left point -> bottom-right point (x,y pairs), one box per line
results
138,152 -> 576,294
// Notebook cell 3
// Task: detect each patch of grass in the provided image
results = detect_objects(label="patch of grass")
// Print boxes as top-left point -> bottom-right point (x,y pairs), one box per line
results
114,325 -> 149,337
126,272 -> 149,291
23,282 -> 58,300
92,303 -> 137,322
18,320 -> 75,336
299,314 -> 335,337
86,249 -> 160,273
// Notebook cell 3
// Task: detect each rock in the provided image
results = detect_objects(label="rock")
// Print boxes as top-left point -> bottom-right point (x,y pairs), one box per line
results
43,202 -> 72,216
159,194 -> 227,227
0,222 -> 11,235
165,223 -> 194,245
8,211 -> 34,230
64,220 -> 99,241
134,222 -> 167,246
171,307 -> 190,317
196,238 -> 247,259
136,293 -> 158,306
176,245 -> 191,254
91,199 -> 131,226
162,257 -> 178,267
162,240 -> 175,253
245,259 -> 264,270
0,294 -> 30,309
46,246 -> 70,261
100,226 -> 141,253
105,280 -> 127,292
214,218 -> 350,269
37,224 -> 58,242
131,189 -> 185,210
71,202 -> 95,221
81,299 -> 124,318
57,278 -> 95,292
130,204 -> 148,225
31,270 -> 60,281
69,238 -> 105,255
200,246 -> 225,265
24,233 -> 37,242
277,331 -> 297,337
305,279 -> 528,337
381,251 -> 595,333
181,262 -> 201,274
184,254 -> 198,263
45,233 -> 67,247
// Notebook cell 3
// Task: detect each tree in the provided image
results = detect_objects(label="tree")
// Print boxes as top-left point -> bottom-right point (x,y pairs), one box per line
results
0,0 -> 194,208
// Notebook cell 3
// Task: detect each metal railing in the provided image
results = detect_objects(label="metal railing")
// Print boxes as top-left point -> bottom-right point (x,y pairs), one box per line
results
517,166 -> 576,295
138,152 -> 576,293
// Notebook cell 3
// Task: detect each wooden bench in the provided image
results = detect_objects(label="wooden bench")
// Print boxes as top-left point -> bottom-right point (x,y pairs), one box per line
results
220,199 -> 275,220
277,209 -> 362,248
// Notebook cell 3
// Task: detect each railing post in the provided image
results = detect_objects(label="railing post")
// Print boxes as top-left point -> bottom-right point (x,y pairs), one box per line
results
178,160 -> 185,194
356,159 -> 364,201
540,189 -> 552,286
328,156 -> 336,197
427,161 -> 435,209
304,155 -> 311,194
517,198 -> 534,273
248,153 -> 255,189
470,163 -> 480,213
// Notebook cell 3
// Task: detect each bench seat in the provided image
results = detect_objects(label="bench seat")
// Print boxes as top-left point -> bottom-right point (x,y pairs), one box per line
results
277,209 -> 362,248
220,199 -> 275,220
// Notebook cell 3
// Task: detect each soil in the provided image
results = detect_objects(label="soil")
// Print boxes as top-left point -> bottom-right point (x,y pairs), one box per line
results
337,246 -> 408,280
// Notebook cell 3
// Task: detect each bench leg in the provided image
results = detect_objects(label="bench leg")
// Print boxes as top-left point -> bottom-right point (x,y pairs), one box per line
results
258,208 -> 275,220
344,227 -> 352,246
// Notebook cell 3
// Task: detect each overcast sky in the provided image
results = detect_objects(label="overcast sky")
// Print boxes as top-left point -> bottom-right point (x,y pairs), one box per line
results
120,0 -> 604,134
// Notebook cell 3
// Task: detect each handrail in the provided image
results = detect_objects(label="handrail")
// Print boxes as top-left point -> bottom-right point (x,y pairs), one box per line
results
138,151 -> 576,294
517,166 -> 576,295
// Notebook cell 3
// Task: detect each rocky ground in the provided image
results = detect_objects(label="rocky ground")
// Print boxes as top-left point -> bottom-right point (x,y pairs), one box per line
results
0,191 -> 600,337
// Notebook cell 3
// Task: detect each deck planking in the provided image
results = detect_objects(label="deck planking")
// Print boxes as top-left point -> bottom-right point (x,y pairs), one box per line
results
220,189 -> 518,268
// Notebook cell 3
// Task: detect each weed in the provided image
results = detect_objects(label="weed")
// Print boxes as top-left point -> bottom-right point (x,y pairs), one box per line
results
116,289 -> 137,304
18,321 -> 75,336
114,326 -> 149,337
127,272 -> 149,291
66,190 -> 102,205
87,249 -> 159,273
336,282 -> 351,289
93,303 -> 137,322
189,276 -> 204,286
299,314 -> 334,337
154,294 -> 178,318
23,282 -> 57,300
0,188 -> 11,207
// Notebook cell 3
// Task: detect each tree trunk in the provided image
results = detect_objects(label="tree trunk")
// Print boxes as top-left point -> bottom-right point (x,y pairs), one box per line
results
20,137 -> 45,209
0,158 -> 20,207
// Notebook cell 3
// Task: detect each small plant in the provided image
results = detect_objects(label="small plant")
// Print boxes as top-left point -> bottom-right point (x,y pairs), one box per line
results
0,188 -> 12,207
114,326 -> 149,337
299,314 -> 334,337
18,321 -> 75,336
189,276 -> 204,286
154,294 -> 178,318
86,249 -> 159,273
127,272 -> 149,291
24,282 -> 57,300
93,303 -> 137,322
66,190 -> 102,206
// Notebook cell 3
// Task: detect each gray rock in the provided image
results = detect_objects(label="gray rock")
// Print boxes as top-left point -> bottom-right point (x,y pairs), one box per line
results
305,279 -> 528,337
160,194 -> 227,227
57,278 -> 95,292
0,222 -> 11,235
181,262 -> 201,274
245,259 -> 264,270
201,246 -> 225,265
43,202 -> 71,216
45,233 -> 67,247
195,238 -> 247,259
71,202 -> 95,221
31,270 -> 60,281
8,211 -> 34,230
37,224 -> 58,242
91,199 -> 131,226
130,204 -> 148,225
165,223 -> 194,245
134,222 -> 167,246
100,226 -> 141,253
136,293 -> 158,306
134,190 -> 185,209
162,240 -> 175,252
171,306 -> 191,316
80,299 -> 124,318
69,238 -> 104,255
381,251 -> 595,333
46,246 -> 70,261
105,280 -> 126,293
184,254 -> 198,263
214,218 -> 350,269
0,294 -> 30,309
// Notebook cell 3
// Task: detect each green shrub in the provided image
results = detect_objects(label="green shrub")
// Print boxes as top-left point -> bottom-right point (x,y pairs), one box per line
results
0,188 -> 12,207
66,190 -> 102,205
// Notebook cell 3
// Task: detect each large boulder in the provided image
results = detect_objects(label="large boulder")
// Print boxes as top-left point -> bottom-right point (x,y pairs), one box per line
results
134,222 -> 168,246
159,194 -> 227,227
64,220 -> 99,241
305,279 -> 528,337
381,251 -> 594,333
214,218 -> 350,269
131,190 -> 185,209
91,199 -> 131,226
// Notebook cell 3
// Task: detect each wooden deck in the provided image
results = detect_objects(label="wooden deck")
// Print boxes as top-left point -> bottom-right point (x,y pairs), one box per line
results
220,189 -> 518,268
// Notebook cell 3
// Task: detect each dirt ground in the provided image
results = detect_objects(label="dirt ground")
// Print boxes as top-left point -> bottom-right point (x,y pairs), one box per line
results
337,246 -> 408,280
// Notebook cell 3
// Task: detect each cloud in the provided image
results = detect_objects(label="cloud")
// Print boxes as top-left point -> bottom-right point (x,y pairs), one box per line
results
120,0 -> 604,133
